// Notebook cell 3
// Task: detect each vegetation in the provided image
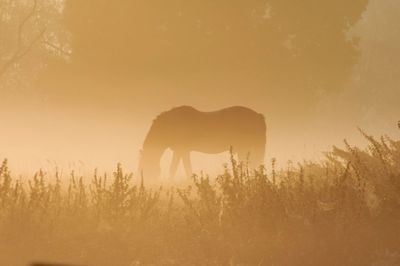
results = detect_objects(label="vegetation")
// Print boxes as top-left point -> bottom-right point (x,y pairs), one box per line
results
1,132 -> 400,266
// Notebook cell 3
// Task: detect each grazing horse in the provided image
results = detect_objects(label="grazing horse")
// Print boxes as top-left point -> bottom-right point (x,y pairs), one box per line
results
138,106 -> 266,179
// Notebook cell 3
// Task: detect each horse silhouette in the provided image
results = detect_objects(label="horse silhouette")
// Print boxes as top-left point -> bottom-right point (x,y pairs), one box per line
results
138,106 -> 266,179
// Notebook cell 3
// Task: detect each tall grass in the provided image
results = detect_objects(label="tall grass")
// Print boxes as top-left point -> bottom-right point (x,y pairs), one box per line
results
1,133 -> 400,265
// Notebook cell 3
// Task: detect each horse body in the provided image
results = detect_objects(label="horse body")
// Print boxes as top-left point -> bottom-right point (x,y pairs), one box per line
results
139,106 -> 266,179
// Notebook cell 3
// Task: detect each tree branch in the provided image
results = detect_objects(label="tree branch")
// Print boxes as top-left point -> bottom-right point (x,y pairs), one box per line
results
0,0 -> 43,78
0,28 -> 46,77
44,40 -> 72,57
17,0 -> 38,52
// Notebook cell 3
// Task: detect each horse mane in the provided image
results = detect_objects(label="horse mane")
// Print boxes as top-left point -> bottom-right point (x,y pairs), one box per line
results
143,106 -> 194,148
153,106 -> 196,122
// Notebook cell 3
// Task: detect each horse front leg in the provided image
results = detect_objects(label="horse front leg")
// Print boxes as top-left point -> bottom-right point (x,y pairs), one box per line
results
182,151 -> 193,178
169,151 -> 181,179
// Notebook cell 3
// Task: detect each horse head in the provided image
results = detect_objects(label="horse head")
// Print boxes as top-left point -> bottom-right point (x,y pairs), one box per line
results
138,148 -> 161,180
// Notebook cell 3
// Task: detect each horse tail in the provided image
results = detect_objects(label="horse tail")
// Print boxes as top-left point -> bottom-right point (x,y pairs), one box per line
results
252,113 -> 267,167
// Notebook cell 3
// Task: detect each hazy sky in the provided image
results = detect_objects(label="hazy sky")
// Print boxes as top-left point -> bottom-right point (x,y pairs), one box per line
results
0,0 -> 399,176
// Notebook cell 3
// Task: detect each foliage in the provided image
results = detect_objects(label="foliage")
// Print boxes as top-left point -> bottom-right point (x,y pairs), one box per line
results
54,0 -> 368,103
0,0 -> 68,91
1,133 -> 400,265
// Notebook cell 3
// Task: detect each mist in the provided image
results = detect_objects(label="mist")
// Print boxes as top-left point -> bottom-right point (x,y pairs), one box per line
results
0,0 -> 399,176
2,1 -> 400,265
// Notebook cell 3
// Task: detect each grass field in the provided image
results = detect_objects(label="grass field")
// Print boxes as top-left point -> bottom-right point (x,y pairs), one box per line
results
1,132 -> 400,266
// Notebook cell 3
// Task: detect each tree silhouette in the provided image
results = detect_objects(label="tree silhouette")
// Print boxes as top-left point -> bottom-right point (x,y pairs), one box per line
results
0,0 -> 68,96
42,0 -> 369,109
0,0 -> 45,78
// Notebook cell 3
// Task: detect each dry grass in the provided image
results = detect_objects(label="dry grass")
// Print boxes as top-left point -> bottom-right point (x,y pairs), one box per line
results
1,132 -> 400,266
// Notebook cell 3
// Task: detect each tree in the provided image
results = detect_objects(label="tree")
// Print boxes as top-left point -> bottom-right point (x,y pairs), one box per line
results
0,0 -> 45,77
40,0 -> 369,112
0,0 -> 68,96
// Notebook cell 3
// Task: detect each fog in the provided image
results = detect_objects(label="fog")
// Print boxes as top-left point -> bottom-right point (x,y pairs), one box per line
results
0,0 -> 399,177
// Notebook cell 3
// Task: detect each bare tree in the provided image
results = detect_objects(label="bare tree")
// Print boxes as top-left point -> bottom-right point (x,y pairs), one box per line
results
0,0 -> 46,78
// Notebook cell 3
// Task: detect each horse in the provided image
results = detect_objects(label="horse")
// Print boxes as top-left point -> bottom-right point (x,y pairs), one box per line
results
138,106 -> 266,179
